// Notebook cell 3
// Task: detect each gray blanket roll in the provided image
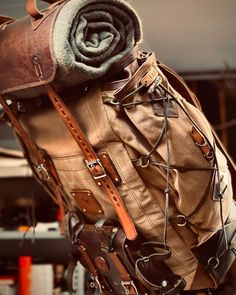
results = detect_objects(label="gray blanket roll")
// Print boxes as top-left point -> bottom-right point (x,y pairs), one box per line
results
53,0 -> 142,87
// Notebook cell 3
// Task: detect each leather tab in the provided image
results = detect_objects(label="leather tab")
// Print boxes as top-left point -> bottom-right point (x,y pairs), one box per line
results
190,126 -> 214,161
98,152 -> 122,185
140,65 -> 159,87
71,190 -> 104,215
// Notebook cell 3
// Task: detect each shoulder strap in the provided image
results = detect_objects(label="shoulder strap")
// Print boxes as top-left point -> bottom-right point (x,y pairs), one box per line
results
0,95 -> 68,217
44,84 -> 138,241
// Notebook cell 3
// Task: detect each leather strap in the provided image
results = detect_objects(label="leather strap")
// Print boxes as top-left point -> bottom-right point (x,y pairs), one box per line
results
26,0 -> 61,19
190,126 -> 214,161
45,84 -> 138,241
107,252 -> 138,295
114,52 -> 157,102
0,95 -> 41,161
26,0 -> 44,19
0,95 -> 67,216
77,244 -> 113,294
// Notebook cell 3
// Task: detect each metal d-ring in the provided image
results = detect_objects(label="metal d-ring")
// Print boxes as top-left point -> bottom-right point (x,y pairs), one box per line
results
176,215 -> 187,227
195,138 -> 207,147
139,156 -> 150,168
207,257 -> 220,270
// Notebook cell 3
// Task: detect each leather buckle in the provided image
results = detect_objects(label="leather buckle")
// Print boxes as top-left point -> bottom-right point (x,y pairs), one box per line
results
85,159 -> 107,179
92,275 -> 103,294
36,163 -> 50,180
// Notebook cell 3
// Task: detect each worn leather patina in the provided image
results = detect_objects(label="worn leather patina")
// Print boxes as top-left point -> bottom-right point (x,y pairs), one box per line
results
16,53 -> 235,290
0,0 -> 235,293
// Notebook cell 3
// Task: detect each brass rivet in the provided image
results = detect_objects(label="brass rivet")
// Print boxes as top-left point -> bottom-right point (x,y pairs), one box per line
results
98,210 -> 102,214
97,182 -> 102,186
83,208 -> 86,212
115,178 -> 119,182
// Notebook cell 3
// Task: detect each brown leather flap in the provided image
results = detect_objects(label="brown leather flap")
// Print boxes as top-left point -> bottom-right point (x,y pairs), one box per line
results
0,3 -> 63,96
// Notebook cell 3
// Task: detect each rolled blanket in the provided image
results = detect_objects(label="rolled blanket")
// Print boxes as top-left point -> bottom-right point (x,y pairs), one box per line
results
0,0 -> 142,98
53,0 -> 142,87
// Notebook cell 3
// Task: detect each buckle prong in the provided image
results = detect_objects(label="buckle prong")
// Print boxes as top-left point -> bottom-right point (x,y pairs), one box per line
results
85,159 -> 107,180
36,163 -> 50,180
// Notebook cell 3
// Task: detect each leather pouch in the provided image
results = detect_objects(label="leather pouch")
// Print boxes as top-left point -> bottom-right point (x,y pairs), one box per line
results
64,212 -> 146,294
63,211 -> 187,295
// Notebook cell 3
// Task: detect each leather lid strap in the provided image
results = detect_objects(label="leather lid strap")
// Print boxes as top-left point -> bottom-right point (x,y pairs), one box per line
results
114,52 -> 157,102
45,83 -> 138,241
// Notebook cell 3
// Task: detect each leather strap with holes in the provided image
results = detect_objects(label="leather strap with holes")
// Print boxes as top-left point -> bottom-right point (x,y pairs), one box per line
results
45,84 -> 138,240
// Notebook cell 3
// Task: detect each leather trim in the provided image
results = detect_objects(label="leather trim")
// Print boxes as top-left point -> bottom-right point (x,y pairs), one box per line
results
98,151 -> 122,185
71,189 -> 104,215
190,126 -> 214,162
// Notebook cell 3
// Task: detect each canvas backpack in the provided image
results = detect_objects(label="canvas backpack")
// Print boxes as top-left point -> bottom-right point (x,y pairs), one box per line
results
0,0 -> 236,294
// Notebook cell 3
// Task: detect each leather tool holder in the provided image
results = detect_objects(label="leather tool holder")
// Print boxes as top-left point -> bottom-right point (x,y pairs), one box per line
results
64,211 -> 146,294
63,211 -> 186,295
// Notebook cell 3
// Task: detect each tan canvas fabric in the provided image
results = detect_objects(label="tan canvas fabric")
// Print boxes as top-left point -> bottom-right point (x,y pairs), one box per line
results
19,56 -> 234,290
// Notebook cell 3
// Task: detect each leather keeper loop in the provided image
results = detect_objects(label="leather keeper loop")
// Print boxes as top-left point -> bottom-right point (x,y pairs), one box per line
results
190,126 -> 214,162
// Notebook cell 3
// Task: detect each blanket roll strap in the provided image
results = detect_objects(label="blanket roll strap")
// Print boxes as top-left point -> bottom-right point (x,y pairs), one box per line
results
0,2 -> 64,96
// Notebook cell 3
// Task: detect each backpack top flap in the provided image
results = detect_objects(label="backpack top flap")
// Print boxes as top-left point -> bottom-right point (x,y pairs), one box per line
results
0,2 -> 64,96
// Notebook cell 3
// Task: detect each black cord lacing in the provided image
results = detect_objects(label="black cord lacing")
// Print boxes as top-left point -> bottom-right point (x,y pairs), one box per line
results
157,83 -> 229,253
